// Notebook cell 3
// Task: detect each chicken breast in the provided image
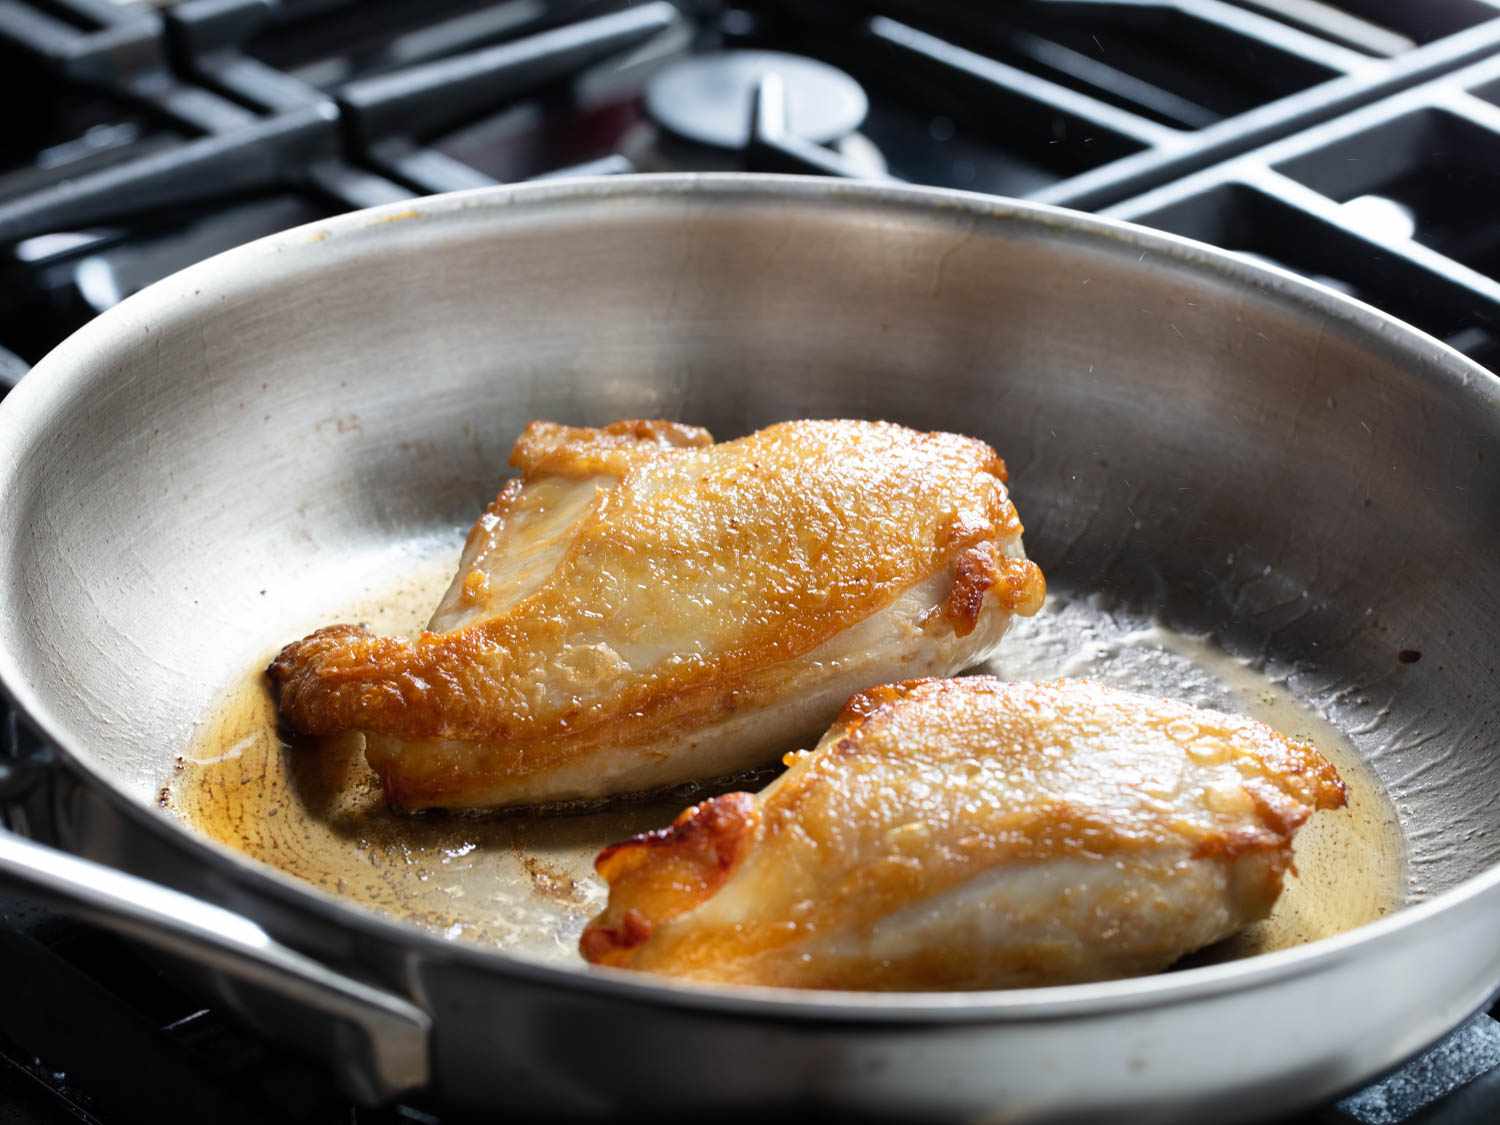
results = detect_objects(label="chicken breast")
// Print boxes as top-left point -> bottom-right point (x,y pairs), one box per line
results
269,419 -> 1044,811
580,677 -> 1346,990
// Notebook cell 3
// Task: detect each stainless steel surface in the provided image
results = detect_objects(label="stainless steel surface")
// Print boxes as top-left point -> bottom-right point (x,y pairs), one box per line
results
0,174 -> 1498,1120
0,827 -> 430,1104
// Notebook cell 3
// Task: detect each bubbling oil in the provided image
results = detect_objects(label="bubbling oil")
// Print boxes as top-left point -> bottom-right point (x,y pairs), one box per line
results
170,564 -> 1405,972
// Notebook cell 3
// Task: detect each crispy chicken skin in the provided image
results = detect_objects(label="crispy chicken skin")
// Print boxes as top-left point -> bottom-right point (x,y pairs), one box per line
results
269,419 -> 1045,811
580,678 -> 1346,990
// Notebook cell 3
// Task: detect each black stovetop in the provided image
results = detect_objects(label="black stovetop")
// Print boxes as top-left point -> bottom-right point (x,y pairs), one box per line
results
3,2 -> 1500,1121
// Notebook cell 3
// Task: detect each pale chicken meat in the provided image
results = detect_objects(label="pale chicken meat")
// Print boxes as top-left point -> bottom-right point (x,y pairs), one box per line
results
580,677 -> 1346,990
269,419 -> 1044,811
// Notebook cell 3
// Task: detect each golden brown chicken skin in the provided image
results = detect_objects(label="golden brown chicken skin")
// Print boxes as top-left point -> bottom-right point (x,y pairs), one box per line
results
269,420 -> 1044,811
580,678 -> 1346,990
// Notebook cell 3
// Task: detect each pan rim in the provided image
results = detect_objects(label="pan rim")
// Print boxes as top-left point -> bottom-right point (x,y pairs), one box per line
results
1,171 -> 1497,1022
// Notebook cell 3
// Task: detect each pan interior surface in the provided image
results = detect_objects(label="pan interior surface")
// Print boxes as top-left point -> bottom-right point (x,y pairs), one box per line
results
2,177 -> 1497,985
170,557 -> 1404,968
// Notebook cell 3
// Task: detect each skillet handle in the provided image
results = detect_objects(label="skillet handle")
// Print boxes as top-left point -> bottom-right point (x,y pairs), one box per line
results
0,827 -> 431,1104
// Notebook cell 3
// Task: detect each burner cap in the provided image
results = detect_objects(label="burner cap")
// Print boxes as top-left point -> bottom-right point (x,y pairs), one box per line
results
646,50 -> 868,150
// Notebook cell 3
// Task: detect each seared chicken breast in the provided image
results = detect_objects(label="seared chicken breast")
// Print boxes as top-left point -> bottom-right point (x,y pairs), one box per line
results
270,420 -> 1044,811
580,678 -> 1346,989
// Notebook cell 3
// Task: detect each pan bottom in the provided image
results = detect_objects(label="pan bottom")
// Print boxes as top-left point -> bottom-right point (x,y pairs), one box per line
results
166,537 -> 1407,978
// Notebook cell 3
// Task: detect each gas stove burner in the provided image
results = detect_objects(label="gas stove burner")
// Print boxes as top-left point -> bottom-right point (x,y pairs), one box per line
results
646,49 -> 868,150
632,49 -> 884,175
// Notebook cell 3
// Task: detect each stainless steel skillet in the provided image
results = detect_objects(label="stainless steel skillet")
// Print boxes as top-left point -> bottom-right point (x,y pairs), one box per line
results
0,175 -> 1498,1122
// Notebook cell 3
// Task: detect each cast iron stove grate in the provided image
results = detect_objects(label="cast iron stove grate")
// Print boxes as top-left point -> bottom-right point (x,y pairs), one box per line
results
1107,44 -> 1500,373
